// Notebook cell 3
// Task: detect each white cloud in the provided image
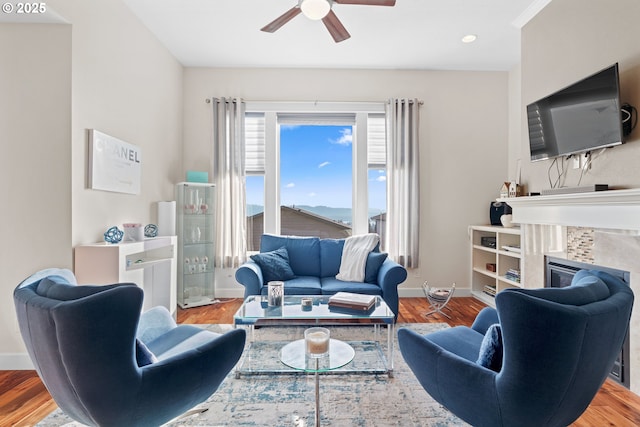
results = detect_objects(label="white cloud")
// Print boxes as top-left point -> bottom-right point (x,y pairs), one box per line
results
285,182 -> 295,188
376,176 -> 386,182
308,192 -> 317,197
318,161 -> 330,168
332,128 -> 352,145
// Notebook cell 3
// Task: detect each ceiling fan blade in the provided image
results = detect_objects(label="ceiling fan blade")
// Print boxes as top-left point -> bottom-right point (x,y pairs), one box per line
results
322,10 -> 351,43
261,6 -> 302,33
334,0 -> 396,6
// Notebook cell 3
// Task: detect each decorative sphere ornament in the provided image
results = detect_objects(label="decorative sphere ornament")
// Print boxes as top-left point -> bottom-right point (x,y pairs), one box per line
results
144,223 -> 158,238
104,226 -> 124,244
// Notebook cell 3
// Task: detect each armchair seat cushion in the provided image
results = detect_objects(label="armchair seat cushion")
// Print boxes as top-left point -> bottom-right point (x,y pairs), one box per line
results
145,325 -> 224,361
424,326 -> 484,363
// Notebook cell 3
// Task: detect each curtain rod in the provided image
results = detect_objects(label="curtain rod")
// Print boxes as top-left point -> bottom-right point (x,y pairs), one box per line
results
205,99 -> 423,105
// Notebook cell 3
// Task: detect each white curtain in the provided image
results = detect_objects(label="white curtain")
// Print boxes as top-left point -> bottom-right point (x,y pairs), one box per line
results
211,97 -> 247,268
385,98 -> 420,268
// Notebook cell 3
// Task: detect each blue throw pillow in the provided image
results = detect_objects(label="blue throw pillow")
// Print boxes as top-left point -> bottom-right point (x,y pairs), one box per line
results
136,339 -> 158,367
364,252 -> 388,283
476,323 -> 503,372
250,247 -> 296,284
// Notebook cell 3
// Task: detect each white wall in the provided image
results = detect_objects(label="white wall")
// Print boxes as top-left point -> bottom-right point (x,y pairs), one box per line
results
183,68 -> 509,296
1,0 -> 184,369
513,0 -> 640,193
0,23 -> 72,368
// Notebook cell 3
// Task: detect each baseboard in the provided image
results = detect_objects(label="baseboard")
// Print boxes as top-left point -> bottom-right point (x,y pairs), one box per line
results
0,353 -> 34,370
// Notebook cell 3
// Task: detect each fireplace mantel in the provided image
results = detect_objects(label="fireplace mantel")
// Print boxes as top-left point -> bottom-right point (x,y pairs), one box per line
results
497,188 -> 640,230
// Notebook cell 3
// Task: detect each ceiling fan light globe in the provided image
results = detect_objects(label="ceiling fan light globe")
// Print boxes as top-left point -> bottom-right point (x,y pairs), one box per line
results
300,0 -> 331,20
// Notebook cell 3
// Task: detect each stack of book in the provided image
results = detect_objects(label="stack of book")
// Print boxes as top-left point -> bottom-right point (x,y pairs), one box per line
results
505,269 -> 521,283
483,285 -> 497,298
328,292 -> 376,311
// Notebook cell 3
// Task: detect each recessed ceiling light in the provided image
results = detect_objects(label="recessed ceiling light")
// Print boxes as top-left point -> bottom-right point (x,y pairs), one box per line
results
462,34 -> 477,43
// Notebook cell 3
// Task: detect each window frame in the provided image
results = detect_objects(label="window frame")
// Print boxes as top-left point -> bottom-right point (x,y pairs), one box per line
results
245,101 -> 385,240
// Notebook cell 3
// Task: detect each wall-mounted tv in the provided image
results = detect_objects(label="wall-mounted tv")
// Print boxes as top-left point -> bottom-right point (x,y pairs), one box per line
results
527,63 -> 623,162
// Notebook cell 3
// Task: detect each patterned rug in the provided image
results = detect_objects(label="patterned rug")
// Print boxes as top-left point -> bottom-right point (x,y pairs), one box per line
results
37,323 -> 468,427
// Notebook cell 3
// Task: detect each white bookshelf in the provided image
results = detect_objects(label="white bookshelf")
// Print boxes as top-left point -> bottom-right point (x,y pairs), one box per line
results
469,225 -> 522,306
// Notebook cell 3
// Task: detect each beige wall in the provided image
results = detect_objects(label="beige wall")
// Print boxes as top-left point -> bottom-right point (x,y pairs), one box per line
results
183,68 -> 509,295
512,0 -> 640,192
0,23 -> 72,367
48,0 -> 184,246
1,0 -> 183,368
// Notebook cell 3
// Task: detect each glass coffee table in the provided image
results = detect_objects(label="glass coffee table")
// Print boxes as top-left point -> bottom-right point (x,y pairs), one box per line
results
233,295 -> 396,377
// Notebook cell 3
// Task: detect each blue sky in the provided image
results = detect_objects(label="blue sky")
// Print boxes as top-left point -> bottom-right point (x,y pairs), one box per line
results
282,125 -> 386,211
246,125 -> 386,211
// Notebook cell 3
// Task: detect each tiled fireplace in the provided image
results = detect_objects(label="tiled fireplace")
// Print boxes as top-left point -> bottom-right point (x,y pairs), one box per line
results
502,189 -> 640,395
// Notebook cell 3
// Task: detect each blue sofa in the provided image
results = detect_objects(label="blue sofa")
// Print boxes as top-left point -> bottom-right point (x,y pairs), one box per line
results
235,234 -> 407,317
398,270 -> 634,427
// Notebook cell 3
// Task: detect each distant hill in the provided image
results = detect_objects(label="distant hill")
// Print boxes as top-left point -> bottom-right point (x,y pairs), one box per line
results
247,204 -> 384,223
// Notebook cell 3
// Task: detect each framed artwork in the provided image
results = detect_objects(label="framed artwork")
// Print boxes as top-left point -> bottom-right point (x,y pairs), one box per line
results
88,129 -> 141,195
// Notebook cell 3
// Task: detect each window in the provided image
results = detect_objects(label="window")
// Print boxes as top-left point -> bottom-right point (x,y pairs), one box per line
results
244,103 -> 386,251
245,113 -> 265,251
280,124 -> 353,239
367,114 -> 387,244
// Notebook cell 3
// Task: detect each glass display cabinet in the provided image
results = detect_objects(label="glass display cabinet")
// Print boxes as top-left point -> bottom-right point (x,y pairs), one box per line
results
176,182 -> 216,308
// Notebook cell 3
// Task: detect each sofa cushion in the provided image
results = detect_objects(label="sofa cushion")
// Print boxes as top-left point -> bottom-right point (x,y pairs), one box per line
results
259,276 -> 322,295
319,238 -> 345,277
250,247 -> 296,284
476,324 -> 503,372
364,252 -> 388,283
320,277 -> 382,296
261,234 -> 321,277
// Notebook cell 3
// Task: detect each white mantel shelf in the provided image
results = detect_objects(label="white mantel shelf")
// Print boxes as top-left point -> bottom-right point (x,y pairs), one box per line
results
497,188 -> 640,230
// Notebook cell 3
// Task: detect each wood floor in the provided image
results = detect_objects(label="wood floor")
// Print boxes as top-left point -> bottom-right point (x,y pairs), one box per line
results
2,297 -> 640,426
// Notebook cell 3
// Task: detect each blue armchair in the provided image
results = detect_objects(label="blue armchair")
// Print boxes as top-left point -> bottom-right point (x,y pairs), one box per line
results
14,268 -> 246,427
398,269 -> 634,427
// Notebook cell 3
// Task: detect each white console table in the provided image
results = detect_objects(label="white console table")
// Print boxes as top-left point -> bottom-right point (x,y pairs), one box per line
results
74,236 -> 177,315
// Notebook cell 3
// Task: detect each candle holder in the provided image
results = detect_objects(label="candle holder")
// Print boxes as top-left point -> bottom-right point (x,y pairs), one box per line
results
301,297 -> 313,311
305,327 -> 330,358
267,281 -> 284,307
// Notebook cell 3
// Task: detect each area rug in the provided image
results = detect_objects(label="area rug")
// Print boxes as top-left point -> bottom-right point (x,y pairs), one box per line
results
37,323 -> 469,427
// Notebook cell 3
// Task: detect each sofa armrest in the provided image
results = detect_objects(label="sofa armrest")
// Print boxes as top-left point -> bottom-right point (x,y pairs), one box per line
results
235,260 -> 264,297
377,258 -> 408,318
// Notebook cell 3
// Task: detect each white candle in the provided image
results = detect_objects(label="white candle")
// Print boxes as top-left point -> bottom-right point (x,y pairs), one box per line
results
305,327 -> 330,357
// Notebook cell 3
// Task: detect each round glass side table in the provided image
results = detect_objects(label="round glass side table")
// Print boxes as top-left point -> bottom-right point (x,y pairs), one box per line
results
280,339 -> 355,426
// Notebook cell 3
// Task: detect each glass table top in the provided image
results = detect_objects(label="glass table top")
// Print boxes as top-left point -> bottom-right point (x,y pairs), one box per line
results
280,339 -> 355,373
234,295 -> 395,325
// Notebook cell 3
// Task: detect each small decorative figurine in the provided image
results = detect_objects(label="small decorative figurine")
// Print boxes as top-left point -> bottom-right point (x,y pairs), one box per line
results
104,226 -> 124,244
144,224 -> 158,238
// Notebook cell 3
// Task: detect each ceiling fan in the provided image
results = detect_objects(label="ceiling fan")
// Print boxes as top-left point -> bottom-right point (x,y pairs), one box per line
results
261,0 -> 396,43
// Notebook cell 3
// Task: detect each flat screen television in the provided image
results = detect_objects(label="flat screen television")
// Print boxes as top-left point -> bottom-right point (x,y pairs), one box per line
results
527,63 -> 623,162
